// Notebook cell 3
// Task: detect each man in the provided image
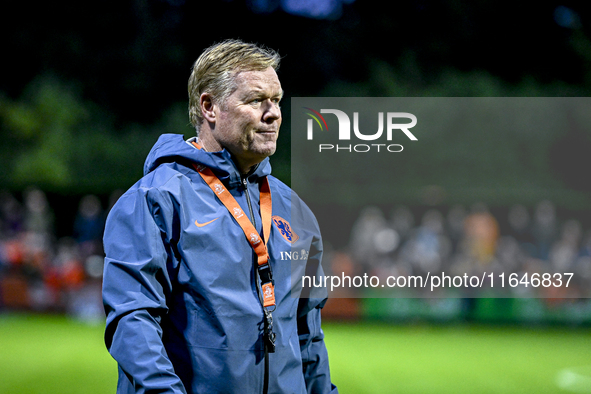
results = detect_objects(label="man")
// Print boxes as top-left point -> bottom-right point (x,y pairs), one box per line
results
102,39 -> 338,394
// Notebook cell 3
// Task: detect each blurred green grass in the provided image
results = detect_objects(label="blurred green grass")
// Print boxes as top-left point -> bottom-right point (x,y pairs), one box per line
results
325,322 -> 591,393
0,313 -> 117,394
1,313 -> 590,393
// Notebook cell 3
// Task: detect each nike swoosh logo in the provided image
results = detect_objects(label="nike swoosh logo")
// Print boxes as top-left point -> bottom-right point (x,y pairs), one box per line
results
195,218 -> 219,227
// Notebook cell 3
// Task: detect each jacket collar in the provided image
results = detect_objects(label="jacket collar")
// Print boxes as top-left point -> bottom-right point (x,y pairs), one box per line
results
144,134 -> 272,189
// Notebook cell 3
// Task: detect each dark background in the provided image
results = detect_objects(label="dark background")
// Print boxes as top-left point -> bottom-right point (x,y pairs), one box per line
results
2,0 -> 591,236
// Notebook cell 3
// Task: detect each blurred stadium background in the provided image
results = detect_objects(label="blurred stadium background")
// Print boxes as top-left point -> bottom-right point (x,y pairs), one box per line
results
2,0 -> 591,392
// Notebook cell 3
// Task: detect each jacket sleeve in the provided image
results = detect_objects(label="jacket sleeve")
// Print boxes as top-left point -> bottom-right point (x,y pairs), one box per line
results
297,225 -> 339,394
102,188 -> 187,394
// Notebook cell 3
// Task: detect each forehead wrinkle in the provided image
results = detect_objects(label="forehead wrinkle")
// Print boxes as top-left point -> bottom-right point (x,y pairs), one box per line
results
237,83 -> 283,100
230,68 -> 282,101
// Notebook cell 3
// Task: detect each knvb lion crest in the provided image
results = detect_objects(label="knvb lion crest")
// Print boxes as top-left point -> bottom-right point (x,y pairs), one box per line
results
272,216 -> 299,244
250,232 -> 260,245
214,183 -> 224,195
233,207 -> 243,219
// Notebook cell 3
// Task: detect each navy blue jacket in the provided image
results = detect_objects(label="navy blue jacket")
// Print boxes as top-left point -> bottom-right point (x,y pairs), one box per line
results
102,134 -> 338,394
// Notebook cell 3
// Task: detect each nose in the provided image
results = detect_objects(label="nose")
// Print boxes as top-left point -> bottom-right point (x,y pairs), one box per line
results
262,100 -> 281,123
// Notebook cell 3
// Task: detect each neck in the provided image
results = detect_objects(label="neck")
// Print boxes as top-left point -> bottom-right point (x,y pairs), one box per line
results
197,132 -> 222,153
233,156 -> 258,175
196,135 -> 258,175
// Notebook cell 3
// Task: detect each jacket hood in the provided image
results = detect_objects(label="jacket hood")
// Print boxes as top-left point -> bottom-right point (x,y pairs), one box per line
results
143,134 -> 272,187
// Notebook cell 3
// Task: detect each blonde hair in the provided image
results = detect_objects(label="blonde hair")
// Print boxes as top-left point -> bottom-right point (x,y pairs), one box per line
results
188,39 -> 281,130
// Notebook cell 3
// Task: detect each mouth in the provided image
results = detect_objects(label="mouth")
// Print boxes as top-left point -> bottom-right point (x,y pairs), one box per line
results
255,130 -> 277,139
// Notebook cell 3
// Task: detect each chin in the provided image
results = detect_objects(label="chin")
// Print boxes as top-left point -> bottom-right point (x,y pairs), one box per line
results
253,143 -> 277,157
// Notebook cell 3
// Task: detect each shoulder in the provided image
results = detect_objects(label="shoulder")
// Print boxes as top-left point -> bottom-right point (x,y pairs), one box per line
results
108,163 -> 194,219
267,175 -> 319,231
267,175 -> 291,197
268,175 -> 307,211
140,162 -> 196,190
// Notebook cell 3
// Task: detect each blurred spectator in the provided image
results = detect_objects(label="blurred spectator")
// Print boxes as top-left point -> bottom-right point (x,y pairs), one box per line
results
494,235 -> 525,274
22,187 -> 54,280
389,206 -> 414,244
3,186 -> 591,314
23,187 -> 54,238
73,194 -> 105,258
462,203 -> 499,266
44,237 -> 85,309
349,206 -> 397,272
549,219 -> 582,273
0,191 -> 105,317
399,209 -> 451,274
0,193 -> 28,310
337,198 -> 591,300
507,204 -> 536,257
575,231 -> 591,295
446,204 -> 467,255
532,200 -> 558,260
0,192 -> 24,237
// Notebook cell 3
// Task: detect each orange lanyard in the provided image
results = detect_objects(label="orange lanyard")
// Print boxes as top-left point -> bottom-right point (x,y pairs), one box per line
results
191,142 -> 275,308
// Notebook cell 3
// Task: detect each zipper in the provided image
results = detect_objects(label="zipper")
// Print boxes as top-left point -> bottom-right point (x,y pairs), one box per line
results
242,176 -> 256,225
242,175 -> 270,394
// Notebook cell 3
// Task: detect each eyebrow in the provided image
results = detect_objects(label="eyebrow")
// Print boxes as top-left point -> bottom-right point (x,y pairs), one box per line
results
243,88 -> 284,100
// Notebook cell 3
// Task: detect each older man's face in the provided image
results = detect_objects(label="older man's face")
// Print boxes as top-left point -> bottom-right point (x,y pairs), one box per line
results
212,67 -> 283,172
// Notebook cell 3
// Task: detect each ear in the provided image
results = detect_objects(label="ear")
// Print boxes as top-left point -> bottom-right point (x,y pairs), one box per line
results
200,93 -> 216,123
